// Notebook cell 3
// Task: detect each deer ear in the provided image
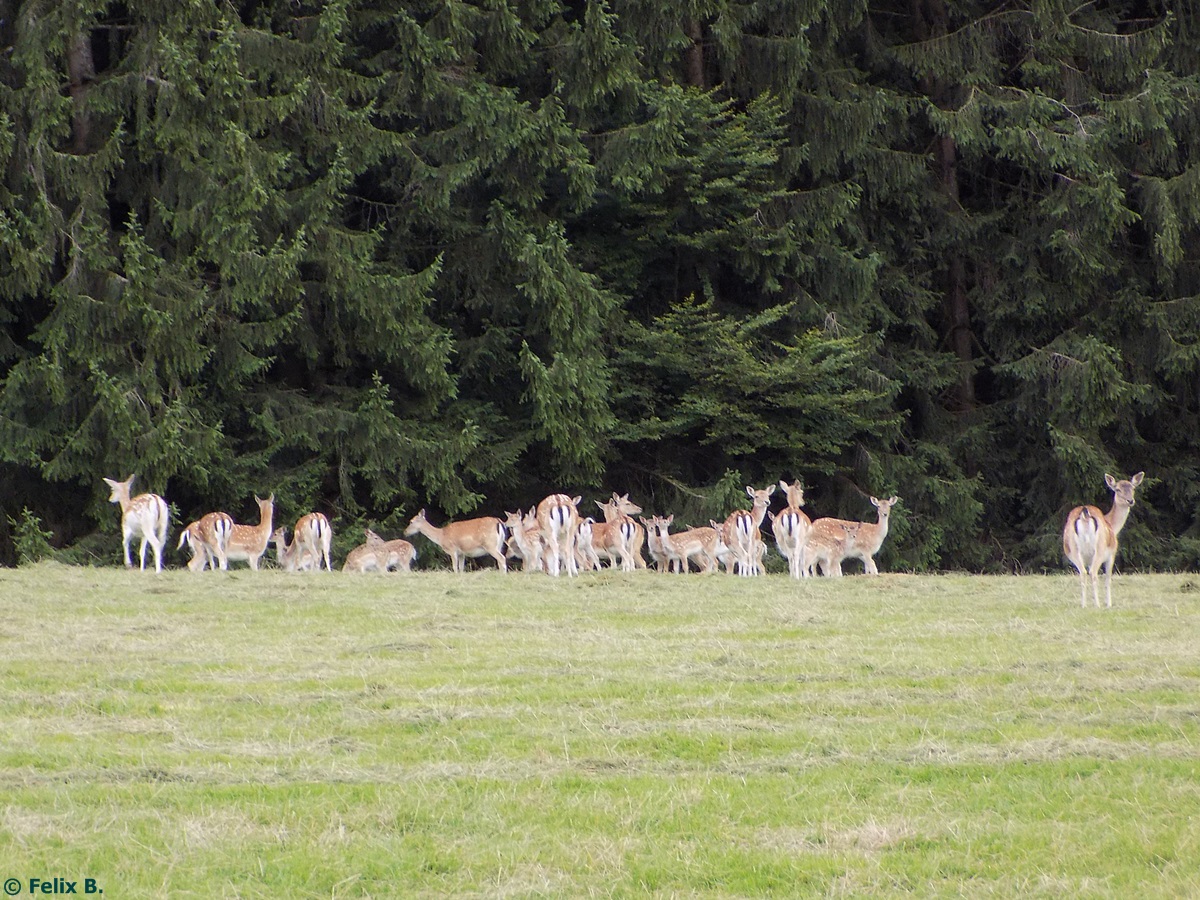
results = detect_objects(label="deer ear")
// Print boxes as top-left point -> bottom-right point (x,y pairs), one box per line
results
1131,472 -> 1145,486
1105,474 -> 1117,489
746,486 -> 755,498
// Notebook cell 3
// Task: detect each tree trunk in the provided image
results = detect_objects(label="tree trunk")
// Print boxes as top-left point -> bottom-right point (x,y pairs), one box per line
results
684,18 -> 705,88
67,30 -> 95,154
915,0 -> 975,412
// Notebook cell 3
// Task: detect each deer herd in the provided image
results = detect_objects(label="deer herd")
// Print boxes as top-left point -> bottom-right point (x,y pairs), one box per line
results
104,469 -> 1147,605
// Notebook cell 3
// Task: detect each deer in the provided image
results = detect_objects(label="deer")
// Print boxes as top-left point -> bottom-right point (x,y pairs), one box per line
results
685,523 -> 723,574
504,507 -> 544,572
292,512 -> 333,572
271,526 -> 315,572
641,515 -> 716,574
343,528 -> 416,573
806,495 -> 899,576
643,514 -> 671,572
708,519 -> 736,573
177,511 -> 234,572
719,485 -> 776,576
628,520 -> 649,570
1063,472 -> 1144,608
638,515 -> 666,571
769,509 -> 810,579
343,528 -> 384,573
588,493 -> 642,572
404,509 -> 507,573
179,521 -> 212,573
366,528 -> 415,572
536,493 -> 581,577
225,494 -> 275,570
575,518 -> 603,571
772,479 -> 813,580
802,529 -> 850,577
103,475 -> 170,573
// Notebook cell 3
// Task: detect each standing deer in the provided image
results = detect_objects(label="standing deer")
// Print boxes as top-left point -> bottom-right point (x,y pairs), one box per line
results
293,512 -> 333,572
1063,472 -> 1144,608
537,494 -> 581,577
806,495 -> 899,576
504,508 -> 544,572
178,521 -> 212,573
225,495 -> 275,570
641,515 -> 716,574
589,493 -> 642,572
772,480 -> 813,579
178,511 -> 234,572
643,514 -> 670,572
404,509 -> 507,573
271,526 -> 315,572
575,518 -> 603,571
802,529 -> 849,578
720,485 -> 776,575
103,475 -> 170,573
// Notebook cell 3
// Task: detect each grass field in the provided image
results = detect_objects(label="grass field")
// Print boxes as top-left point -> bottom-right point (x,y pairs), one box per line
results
1,563 -> 1199,898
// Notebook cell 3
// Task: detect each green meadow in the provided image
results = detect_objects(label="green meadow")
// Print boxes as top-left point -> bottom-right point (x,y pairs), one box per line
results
1,564 -> 1199,897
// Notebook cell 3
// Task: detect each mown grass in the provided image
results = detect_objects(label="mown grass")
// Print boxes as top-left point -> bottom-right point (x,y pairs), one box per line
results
1,563 -> 1199,897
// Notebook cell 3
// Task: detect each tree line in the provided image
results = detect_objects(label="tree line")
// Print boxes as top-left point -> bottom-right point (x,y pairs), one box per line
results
0,1 -> 1197,571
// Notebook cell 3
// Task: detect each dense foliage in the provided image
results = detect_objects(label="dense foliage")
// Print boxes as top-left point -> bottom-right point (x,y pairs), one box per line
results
0,1 -> 1196,570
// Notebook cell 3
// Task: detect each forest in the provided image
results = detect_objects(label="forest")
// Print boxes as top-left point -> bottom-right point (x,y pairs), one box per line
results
0,0 -> 1197,571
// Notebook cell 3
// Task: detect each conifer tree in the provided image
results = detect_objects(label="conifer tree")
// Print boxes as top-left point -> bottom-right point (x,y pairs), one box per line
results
0,0 -> 1197,569
0,0 -> 465,552
859,0 -> 1200,568
554,1 -> 907,538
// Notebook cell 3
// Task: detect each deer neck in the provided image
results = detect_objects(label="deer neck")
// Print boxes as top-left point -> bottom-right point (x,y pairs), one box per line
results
866,509 -> 891,546
600,503 -> 633,525
115,490 -> 140,517
414,519 -> 443,545
1105,499 -> 1132,536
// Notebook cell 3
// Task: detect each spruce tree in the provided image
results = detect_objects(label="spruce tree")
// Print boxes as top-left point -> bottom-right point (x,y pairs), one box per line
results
1,1 -> 1196,569
850,0 -> 1200,569
0,0 -> 464,555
